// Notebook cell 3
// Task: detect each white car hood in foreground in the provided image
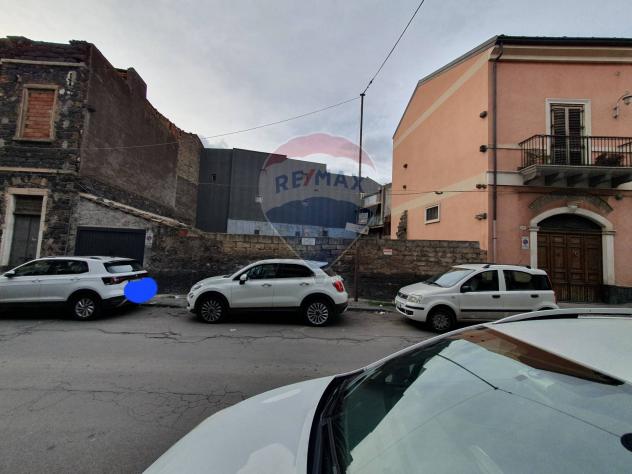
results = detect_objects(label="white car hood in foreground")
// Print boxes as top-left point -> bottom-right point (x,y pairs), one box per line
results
145,376 -> 335,474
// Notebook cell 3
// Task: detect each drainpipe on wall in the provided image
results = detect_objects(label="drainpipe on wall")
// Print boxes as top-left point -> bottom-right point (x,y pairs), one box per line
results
491,40 -> 504,263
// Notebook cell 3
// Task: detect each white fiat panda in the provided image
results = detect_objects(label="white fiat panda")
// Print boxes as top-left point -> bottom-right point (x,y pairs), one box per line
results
395,264 -> 558,332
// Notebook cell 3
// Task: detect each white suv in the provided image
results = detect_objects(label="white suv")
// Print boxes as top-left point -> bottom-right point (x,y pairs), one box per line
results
395,264 -> 558,332
0,257 -> 147,320
187,259 -> 349,326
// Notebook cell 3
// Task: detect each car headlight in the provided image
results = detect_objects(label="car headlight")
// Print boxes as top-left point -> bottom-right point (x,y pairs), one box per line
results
191,283 -> 202,291
408,295 -> 423,304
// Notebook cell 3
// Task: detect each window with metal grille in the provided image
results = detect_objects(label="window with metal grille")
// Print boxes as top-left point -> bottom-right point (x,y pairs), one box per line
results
16,87 -> 57,140
550,104 -> 585,165
424,204 -> 440,224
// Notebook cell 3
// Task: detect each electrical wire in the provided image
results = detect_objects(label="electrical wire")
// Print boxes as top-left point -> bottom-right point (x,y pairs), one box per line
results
3,2 -> 427,151
3,97 -> 359,151
199,97 -> 359,141
362,0 -> 427,94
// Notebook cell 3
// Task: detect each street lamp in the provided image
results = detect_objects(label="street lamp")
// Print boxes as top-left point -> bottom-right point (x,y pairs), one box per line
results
613,91 -> 632,119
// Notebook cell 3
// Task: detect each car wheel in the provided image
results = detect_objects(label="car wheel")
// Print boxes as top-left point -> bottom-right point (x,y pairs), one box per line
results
69,293 -> 101,320
197,295 -> 227,323
303,299 -> 332,326
427,308 -> 455,333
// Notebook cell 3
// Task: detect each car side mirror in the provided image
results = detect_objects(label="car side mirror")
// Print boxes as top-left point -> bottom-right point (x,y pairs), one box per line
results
4,270 -> 15,278
239,274 -> 248,285
461,285 -> 472,293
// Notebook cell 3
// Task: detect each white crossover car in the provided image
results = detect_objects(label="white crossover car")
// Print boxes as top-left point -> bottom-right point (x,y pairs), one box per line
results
395,264 -> 558,332
145,308 -> 632,473
0,256 -> 147,319
187,259 -> 349,326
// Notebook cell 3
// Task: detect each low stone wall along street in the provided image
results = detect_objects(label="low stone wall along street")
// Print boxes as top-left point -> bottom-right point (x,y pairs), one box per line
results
147,227 -> 487,300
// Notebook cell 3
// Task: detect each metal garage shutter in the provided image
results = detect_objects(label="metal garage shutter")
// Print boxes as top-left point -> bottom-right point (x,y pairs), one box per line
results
75,227 -> 146,263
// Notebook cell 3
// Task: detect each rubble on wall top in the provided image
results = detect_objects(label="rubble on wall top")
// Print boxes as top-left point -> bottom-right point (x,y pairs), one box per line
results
79,192 -> 190,229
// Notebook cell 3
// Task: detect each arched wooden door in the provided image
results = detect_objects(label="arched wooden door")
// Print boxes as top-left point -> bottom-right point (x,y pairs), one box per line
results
537,214 -> 603,302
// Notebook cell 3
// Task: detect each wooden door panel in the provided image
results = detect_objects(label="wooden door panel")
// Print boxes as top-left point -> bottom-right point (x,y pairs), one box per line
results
539,231 -> 602,303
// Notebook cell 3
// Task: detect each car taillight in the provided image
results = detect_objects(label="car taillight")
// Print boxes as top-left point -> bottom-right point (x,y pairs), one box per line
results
102,272 -> 147,285
102,276 -> 126,285
333,280 -> 345,293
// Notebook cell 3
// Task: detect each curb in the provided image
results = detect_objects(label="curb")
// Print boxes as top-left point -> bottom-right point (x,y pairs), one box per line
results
348,306 -> 395,313
141,302 -> 186,309
141,300 -> 396,313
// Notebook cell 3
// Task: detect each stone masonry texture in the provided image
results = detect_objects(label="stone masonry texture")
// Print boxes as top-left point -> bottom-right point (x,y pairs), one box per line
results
72,195 -> 487,299
147,225 -> 487,299
0,37 -> 202,270
0,36 -> 203,268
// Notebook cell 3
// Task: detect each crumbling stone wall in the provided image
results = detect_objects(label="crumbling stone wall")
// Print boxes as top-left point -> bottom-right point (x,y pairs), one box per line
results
0,37 -> 88,171
174,134 -> 202,224
0,172 -> 79,261
0,37 -> 204,268
0,37 -> 89,264
148,227 -> 486,299
80,45 -> 202,224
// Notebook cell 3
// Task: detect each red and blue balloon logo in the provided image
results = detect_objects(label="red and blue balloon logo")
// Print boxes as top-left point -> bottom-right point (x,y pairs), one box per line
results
258,133 -> 376,240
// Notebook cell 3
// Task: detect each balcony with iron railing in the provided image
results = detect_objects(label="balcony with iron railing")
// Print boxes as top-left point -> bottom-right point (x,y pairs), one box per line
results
519,135 -> 632,187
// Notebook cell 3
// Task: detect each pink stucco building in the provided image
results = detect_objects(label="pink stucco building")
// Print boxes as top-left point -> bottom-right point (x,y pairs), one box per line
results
392,36 -> 632,302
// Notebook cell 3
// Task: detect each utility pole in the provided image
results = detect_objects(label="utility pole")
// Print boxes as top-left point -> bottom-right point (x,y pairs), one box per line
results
353,92 -> 365,302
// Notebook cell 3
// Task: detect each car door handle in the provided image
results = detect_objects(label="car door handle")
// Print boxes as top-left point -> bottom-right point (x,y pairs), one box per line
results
492,295 -> 501,299
299,282 -> 310,286
530,294 -> 539,298
262,283 -> 272,288
31,279 -> 40,283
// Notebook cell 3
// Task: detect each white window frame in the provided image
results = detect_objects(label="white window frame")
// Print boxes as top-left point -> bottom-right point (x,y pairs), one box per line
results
424,204 -> 440,224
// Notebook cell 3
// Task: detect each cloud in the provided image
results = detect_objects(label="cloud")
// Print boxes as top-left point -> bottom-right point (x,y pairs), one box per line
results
3,0 -> 631,188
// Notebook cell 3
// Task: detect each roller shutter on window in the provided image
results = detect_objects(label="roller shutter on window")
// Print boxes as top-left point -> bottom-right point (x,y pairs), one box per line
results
550,104 -> 585,165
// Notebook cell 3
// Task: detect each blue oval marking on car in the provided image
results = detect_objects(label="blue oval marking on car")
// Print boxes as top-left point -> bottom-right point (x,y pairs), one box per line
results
124,277 -> 158,303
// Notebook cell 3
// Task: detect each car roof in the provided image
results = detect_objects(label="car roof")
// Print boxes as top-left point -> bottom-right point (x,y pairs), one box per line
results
250,259 -> 327,267
455,263 -> 547,273
36,256 -> 134,262
489,308 -> 632,384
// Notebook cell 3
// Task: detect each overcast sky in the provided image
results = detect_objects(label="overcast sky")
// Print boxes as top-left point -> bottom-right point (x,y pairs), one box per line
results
3,0 -> 631,182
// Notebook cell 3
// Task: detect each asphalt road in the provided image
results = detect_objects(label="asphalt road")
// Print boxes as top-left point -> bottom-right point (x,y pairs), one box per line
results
0,305 -> 433,473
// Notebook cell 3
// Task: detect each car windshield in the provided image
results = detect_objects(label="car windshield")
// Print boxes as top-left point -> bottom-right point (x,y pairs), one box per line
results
317,327 -> 632,473
424,267 -> 474,287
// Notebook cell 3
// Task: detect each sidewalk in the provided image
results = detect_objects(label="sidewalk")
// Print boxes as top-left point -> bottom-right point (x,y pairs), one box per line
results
143,294 -> 632,312
143,294 -> 396,313
559,302 -> 632,308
